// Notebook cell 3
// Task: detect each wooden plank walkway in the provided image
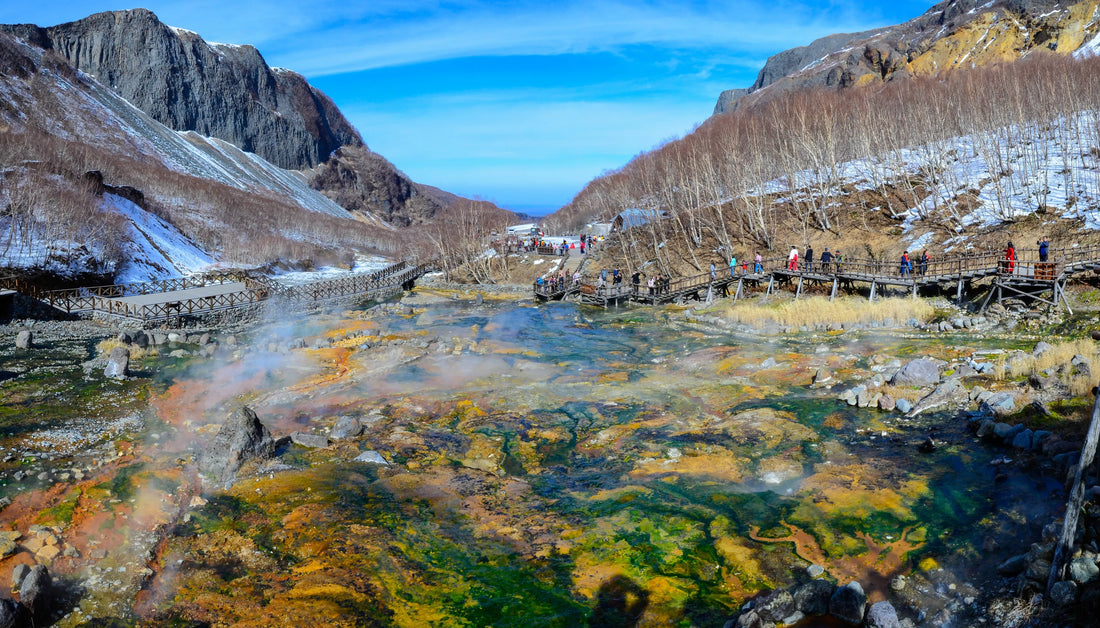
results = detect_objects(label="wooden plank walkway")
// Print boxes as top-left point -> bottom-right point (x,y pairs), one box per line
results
535,245 -> 1100,310
0,260 -> 432,322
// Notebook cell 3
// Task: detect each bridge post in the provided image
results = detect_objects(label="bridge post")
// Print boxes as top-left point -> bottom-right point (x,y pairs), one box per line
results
911,281 -> 917,299
795,276 -> 803,299
869,281 -> 876,302
735,278 -> 743,301
764,275 -> 774,302
957,279 -> 964,305
830,278 -> 838,302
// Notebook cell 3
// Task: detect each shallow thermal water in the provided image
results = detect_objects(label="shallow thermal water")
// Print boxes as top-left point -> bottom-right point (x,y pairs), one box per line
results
0,296 -> 1062,627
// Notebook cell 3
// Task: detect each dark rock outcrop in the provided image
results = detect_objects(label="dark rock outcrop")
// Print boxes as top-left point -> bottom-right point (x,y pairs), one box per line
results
104,346 -> 130,379
199,405 -> 276,488
713,88 -> 750,116
1,9 -> 362,171
0,597 -> 16,628
828,581 -> 867,625
308,146 -> 444,226
18,564 -> 50,616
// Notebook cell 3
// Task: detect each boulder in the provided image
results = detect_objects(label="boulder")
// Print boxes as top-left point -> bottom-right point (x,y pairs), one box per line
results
331,416 -> 364,440
104,346 -> 130,379
1050,580 -> 1078,606
19,564 -> 50,615
290,431 -> 330,448
1028,373 -> 1059,391
997,554 -> 1028,576
132,330 -> 150,348
793,579 -> 834,616
891,358 -> 942,387
828,581 -> 866,625
353,450 -> 389,465
908,379 -> 966,416
14,331 -> 31,350
198,406 -> 276,487
1069,556 -> 1099,585
981,392 -> 1016,416
976,420 -> 996,439
0,598 -> 16,628
865,601 -> 900,628
753,589 -> 794,623
1032,341 -> 1053,357
1011,429 -> 1033,450
895,398 -> 913,414
10,564 -> 28,590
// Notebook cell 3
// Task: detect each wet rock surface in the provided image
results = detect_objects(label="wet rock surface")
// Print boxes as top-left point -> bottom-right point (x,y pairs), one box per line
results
198,405 -> 276,488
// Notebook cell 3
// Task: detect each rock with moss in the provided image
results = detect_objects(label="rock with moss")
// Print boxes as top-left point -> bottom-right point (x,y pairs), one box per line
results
199,406 -> 276,488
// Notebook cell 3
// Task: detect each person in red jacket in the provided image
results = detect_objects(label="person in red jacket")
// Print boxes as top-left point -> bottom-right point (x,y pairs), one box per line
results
1004,241 -> 1016,274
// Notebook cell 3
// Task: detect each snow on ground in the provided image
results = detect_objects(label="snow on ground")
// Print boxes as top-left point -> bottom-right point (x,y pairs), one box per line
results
271,254 -> 391,287
108,193 -> 215,283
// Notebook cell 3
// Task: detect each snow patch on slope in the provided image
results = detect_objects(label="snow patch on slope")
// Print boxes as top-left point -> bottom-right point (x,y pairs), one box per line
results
107,194 -> 214,283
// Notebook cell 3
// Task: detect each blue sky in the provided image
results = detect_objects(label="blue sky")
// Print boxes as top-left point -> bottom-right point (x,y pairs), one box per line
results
1,1 -> 933,214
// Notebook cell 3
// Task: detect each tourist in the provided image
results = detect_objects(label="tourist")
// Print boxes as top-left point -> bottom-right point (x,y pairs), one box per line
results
788,246 -> 798,271
919,250 -> 929,275
662,274 -> 670,295
710,262 -> 716,280
580,240 -> 585,255
754,252 -> 763,273
805,245 -> 814,272
1004,241 -> 1016,274
820,247 -> 833,273
613,269 -> 622,285
572,270 -> 581,285
729,254 -> 737,277
647,276 -> 655,296
899,251 -> 911,277
631,270 -> 641,289
1038,237 -> 1049,262
600,269 -> 607,283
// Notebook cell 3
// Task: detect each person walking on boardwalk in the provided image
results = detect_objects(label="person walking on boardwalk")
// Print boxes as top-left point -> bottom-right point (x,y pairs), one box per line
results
647,276 -> 655,296
1004,241 -> 1016,274
805,245 -> 814,272
754,252 -> 763,273
613,269 -> 622,285
900,251 -> 912,277
729,254 -> 737,277
631,271 -> 641,290
919,250 -> 930,276
1038,237 -> 1049,262
710,262 -> 716,280
580,239 -> 585,255
820,247 -> 833,273
788,246 -> 798,271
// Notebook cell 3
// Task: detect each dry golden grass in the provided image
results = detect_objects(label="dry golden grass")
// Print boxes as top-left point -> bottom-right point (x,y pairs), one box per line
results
720,296 -> 935,328
879,384 -> 925,404
95,339 -> 153,360
1005,338 -> 1100,397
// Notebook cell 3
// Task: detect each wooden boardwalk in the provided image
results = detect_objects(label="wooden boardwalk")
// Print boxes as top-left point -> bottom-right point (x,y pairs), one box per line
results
1,260 -> 432,322
535,246 -> 1100,311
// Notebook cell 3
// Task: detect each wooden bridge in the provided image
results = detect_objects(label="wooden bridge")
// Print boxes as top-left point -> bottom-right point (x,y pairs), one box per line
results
0,260 -> 432,322
535,246 -> 1100,311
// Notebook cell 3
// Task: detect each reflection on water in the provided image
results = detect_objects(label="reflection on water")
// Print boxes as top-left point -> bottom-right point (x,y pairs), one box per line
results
154,297 -> 1058,626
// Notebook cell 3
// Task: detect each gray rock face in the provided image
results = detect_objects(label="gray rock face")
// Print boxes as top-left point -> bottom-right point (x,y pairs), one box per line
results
1,9 -> 361,171
865,601 -> 900,628
1032,341 -> 1054,356
713,88 -> 750,115
199,406 -> 276,487
353,450 -> 389,465
895,398 -> 913,414
997,554 -> 1028,576
891,358 -> 942,387
753,589 -> 794,623
331,416 -> 364,440
10,564 -> 29,590
908,379 -> 966,416
104,346 -> 130,379
828,581 -> 866,625
14,330 -> 31,349
19,564 -> 50,614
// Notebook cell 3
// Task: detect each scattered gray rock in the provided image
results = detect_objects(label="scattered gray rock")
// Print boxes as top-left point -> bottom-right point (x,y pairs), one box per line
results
793,579 -> 834,616
908,379 -> 966,416
807,564 -> 825,578
981,392 -> 1016,416
812,368 -> 833,387
761,357 -> 778,369
331,416 -> 364,440
891,358 -> 942,387
877,394 -> 896,411
895,398 -> 912,414
753,589 -> 794,623
976,420 -> 996,439
828,581 -> 866,625
104,346 -> 130,379
10,564 -> 29,590
354,450 -> 389,465
132,330 -> 150,348
1050,580 -> 1078,607
14,330 -> 32,350
1011,429 -> 1034,450
865,601 -> 900,628
19,564 -> 50,615
1028,373 -> 1059,391
198,406 -> 276,487
1069,556 -> 1099,585
1032,341 -> 1053,357
290,431 -> 330,449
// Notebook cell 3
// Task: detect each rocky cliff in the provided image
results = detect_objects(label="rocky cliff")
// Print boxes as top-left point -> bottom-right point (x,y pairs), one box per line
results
0,9 -> 361,171
714,0 -> 1091,114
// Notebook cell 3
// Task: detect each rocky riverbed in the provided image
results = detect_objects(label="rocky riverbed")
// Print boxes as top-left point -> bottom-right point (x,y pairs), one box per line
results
0,285 -> 1098,626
